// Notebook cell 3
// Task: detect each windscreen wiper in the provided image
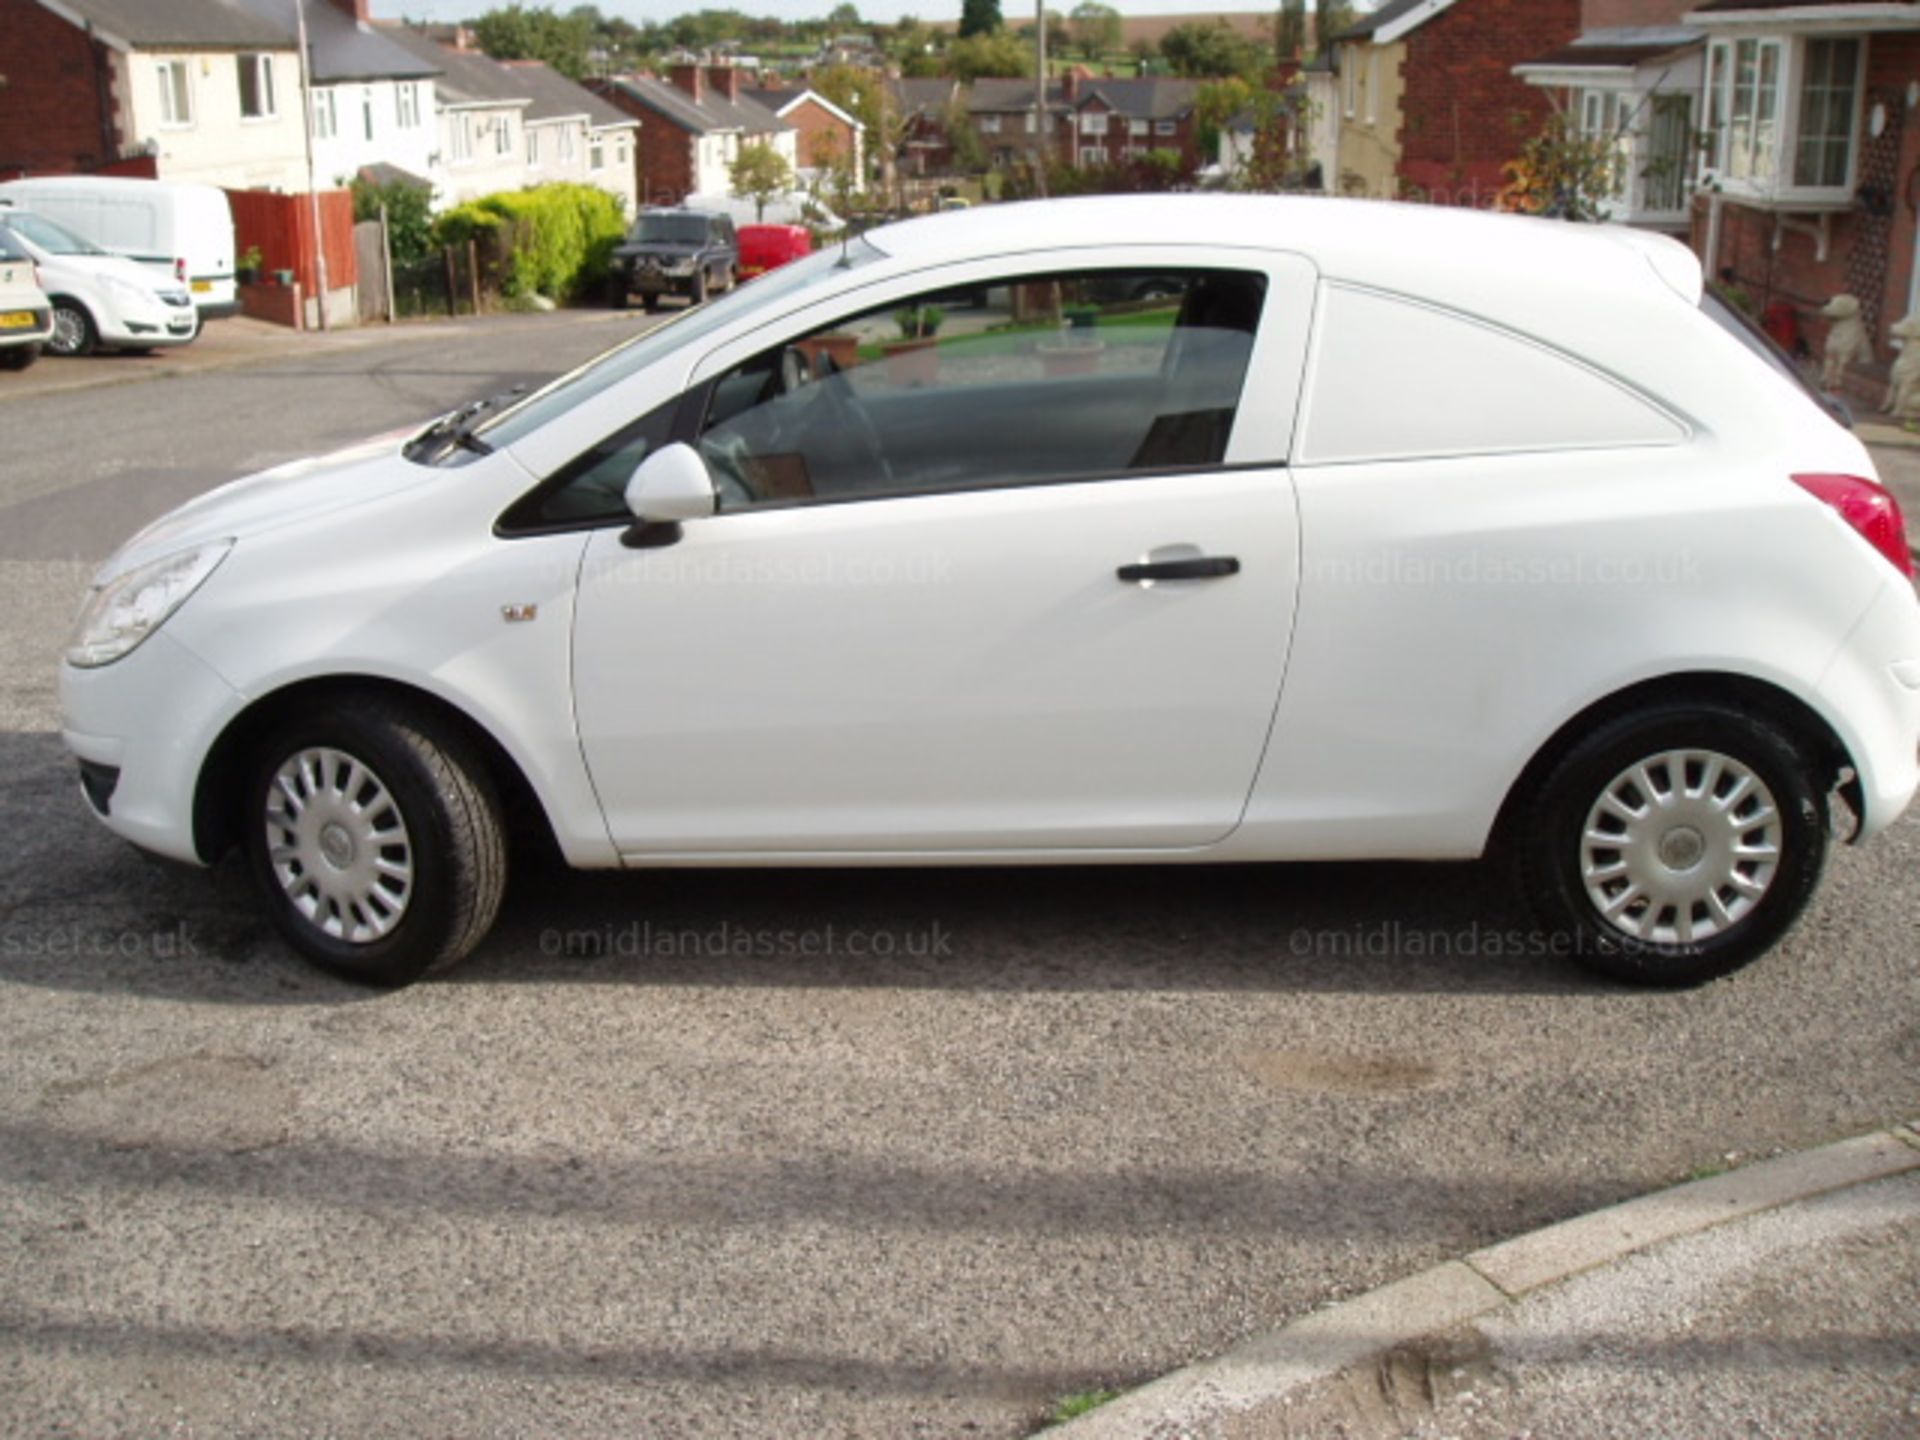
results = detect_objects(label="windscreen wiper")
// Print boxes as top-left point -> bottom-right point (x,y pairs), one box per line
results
404,386 -> 526,463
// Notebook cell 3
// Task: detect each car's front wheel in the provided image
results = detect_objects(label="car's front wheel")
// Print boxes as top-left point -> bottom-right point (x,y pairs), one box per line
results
1519,701 -> 1827,986
0,343 -> 38,371
245,699 -> 506,986
48,299 -> 97,357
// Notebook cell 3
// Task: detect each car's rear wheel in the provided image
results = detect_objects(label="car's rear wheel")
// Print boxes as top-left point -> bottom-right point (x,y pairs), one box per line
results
0,343 -> 38,371
245,699 -> 506,986
48,299 -> 97,357
691,270 -> 708,306
1519,701 -> 1826,986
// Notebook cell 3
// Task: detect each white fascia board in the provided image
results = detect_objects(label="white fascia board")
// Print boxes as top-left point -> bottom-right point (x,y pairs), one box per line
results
1376,0 -> 1463,45
1514,64 -> 1637,87
1683,4 -> 1920,32
777,89 -> 864,132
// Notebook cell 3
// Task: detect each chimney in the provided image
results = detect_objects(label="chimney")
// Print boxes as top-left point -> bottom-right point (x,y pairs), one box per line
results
707,64 -> 741,102
1064,69 -> 1082,103
670,63 -> 705,103
326,0 -> 374,21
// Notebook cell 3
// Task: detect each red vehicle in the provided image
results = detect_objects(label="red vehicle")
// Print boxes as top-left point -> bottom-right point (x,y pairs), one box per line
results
736,224 -> 812,281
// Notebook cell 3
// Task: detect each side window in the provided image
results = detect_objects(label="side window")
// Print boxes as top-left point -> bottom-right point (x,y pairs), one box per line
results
1300,284 -> 1684,464
498,396 -> 679,532
697,267 -> 1266,509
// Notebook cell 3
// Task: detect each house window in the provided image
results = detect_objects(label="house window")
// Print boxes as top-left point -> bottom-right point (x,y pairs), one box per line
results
1079,145 -> 1106,166
1365,49 -> 1379,125
590,137 -> 606,170
1703,34 -> 1861,197
528,127 -> 543,165
1795,37 -> 1860,188
980,114 -> 1002,133
1154,120 -> 1177,136
1129,118 -> 1148,137
1342,48 -> 1358,118
158,59 -> 192,127
1576,88 -> 1633,204
1080,111 -> 1109,136
1645,93 -> 1693,213
495,115 -> 513,155
450,115 -> 472,161
237,54 -> 276,119
363,88 -> 376,142
311,89 -> 336,141
397,82 -> 419,129
559,126 -> 576,161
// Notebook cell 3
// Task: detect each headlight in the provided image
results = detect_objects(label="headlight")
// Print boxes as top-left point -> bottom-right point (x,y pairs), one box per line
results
65,540 -> 232,668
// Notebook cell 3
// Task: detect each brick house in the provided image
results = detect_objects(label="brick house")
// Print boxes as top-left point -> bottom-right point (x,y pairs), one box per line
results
891,77 -> 961,178
744,83 -> 863,178
1683,0 -> 1920,401
591,65 -> 793,208
0,0 -> 308,189
965,78 -> 1069,171
1324,0 -> 1582,203
1512,0 -> 1703,229
1061,75 -> 1205,174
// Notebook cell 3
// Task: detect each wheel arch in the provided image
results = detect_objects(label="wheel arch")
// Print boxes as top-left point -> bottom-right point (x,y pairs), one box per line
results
1490,671 -> 1857,856
192,674 -> 562,867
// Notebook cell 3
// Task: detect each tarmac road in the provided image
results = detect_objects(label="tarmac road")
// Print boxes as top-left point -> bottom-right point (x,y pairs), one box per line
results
1,312 -> 1917,1437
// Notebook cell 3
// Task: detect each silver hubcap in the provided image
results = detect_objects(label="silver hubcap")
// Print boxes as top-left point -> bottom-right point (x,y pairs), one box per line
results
1580,748 -> 1780,945
50,307 -> 84,354
265,747 -> 413,944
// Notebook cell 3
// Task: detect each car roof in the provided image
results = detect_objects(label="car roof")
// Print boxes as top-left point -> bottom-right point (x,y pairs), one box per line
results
865,195 -> 1702,315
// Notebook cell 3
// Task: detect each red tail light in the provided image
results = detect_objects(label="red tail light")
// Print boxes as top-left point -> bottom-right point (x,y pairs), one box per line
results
174,256 -> 186,282
1792,473 -> 1914,578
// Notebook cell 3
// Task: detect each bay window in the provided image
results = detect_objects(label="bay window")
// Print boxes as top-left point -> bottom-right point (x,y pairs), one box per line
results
1702,33 -> 1863,201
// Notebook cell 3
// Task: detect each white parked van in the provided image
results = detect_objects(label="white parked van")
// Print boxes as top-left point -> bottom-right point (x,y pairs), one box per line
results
0,177 -> 237,321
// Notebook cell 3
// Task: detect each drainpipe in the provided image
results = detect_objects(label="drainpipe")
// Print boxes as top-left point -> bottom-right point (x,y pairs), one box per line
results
1703,189 -> 1725,288
294,0 -> 332,331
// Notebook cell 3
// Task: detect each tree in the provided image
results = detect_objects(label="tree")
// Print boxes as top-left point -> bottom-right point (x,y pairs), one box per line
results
1312,0 -> 1356,56
826,2 -> 863,27
730,143 -> 794,221
1195,76 -> 1256,158
473,4 -> 593,80
946,31 -> 1030,81
1068,1 -> 1122,55
1275,0 -> 1306,62
1159,19 -> 1263,79
958,0 -> 1002,39
1496,111 -> 1626,221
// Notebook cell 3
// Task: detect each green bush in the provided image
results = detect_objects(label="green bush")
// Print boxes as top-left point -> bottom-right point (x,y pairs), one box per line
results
432,183 -> 628,302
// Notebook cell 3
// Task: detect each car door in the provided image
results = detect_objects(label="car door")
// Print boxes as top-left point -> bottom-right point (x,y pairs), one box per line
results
570,251 -> 1316,857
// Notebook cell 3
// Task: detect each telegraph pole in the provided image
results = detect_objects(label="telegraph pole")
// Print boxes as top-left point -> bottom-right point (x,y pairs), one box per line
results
293,0 -> 332,331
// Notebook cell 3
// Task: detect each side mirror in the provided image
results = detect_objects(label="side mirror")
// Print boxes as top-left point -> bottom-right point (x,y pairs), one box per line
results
624,442 -> 717,523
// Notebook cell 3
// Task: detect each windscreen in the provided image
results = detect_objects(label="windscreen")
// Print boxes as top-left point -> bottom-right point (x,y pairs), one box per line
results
2,211 -> 103,256
632,214 -> 712,245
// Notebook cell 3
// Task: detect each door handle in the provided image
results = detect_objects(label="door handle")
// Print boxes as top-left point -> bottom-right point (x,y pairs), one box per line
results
1116,556 -> 1241,583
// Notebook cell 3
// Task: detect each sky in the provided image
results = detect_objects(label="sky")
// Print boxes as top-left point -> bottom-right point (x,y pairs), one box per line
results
372,1 -> 1287,29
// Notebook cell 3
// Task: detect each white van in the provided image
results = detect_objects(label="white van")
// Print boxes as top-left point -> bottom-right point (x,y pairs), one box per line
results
0,177 -> 237,321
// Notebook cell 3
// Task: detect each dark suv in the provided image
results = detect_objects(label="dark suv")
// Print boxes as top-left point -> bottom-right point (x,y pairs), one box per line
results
607,209 -> 739,310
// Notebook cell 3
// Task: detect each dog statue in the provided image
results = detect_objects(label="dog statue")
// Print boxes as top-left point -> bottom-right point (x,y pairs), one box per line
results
1885,311 -> 1920,426
1820,293 -> 1873,391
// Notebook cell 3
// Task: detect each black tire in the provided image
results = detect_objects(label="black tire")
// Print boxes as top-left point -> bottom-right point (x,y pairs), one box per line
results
244,699 -> 507,986
607,278 -> 629,310
1518,701 -> 1826,986
48,299 -> 97,357
690,269 -> 708,306
642,291 -> 660,313
0,343 -> 38,371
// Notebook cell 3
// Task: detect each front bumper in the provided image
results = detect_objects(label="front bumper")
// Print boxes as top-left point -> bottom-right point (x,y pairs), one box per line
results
60,630 -> 246,865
